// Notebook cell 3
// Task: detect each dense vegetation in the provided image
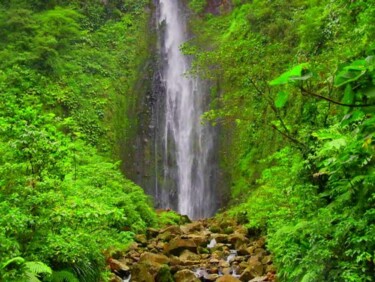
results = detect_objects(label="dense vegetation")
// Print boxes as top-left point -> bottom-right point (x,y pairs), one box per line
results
0,0 -> 157,281
187,0 -> 374,281
1,0 -> 374,281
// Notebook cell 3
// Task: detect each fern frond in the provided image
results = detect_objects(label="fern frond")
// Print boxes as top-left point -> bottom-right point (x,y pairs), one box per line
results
1,257 -> 25,269
25,272 -> 42,282
25,261 -> 52,275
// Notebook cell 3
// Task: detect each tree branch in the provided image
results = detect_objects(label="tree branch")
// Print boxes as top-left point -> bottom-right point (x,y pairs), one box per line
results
300,87 -> 375,107
271,124 -> 307,150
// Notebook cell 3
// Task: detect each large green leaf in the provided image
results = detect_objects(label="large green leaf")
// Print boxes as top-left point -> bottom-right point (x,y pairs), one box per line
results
334,59 -> 367,87
342,84 -> 354,104
269,63 -> 310,86
275,91 -> 289,108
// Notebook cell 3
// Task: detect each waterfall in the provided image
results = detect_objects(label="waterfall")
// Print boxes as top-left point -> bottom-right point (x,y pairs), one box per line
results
153,0 -> 217,219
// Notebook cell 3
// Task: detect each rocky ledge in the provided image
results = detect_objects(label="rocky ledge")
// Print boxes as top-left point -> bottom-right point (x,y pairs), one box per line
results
109,216 -> 276,282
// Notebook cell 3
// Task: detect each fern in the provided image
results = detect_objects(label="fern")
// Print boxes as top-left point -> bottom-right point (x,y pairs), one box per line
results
48,270 -> 79,282
25,272 -> 43,282
24,261 -> 52,276
1,257 -> 25,269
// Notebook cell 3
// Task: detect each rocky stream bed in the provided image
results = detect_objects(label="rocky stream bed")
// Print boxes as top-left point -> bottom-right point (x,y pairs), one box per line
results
108,216 -> 276,282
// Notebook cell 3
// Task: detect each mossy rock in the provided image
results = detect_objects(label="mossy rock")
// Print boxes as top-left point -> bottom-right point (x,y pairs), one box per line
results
209,225 -> 221,233
155,265 -> 174,282
223,227 -> 234,234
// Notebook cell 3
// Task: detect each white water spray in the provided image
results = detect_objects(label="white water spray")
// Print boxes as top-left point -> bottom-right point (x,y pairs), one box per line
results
158,0 -> 215,219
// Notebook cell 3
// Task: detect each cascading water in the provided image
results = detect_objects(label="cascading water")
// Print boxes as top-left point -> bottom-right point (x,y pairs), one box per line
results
153,0 -> 217,219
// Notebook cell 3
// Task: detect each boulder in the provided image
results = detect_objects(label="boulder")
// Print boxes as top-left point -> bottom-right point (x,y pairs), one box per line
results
109,273 -> 122,282
239,256 -> 265,281
139,252 -> 170,265
261,255 -> 272,265
249,276 -> 268,282
237,245 -> 250,256
179,249 -> 201,261
212,234 -> 229,243
187,234 -> 208,246
108,258 -> 129,273
165,237 -> 197,255
216,274 -> 241,282
135,234 -> 147,245
228,233 -> 249,249
161,225 -> 182,235
155,265 -> 173,282
130,263 -> 154,282
180,221 -> 204,234
174,269 -> 200,282
205,273 -> 220,281
147,228 -> 160,239
239,268 -> 256,282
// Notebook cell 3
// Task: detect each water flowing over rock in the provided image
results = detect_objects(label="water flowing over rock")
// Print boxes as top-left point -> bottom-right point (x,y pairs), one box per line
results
109,215 -> 276,282
148,0 -> 219,219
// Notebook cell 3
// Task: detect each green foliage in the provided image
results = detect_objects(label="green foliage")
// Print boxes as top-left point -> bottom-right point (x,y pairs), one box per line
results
188,0 -> 375,281
1,257 -> 52,282
189,0 -> 206,14
48,270 -> 79,282
269,63 -> 311,86
0,0 -> 155,280
335,56 -> 374,87
156,210 -> 191,227
275,91 -> 289,108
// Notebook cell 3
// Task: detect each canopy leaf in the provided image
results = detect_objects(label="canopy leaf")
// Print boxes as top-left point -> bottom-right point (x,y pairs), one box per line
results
275,91 -> 289,108
269,63 -> 310,86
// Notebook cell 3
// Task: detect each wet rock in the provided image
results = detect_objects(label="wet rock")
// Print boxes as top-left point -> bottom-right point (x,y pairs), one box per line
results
135,234 -> 147,245
266,264 -> 277,273
187,234 -> 208,246
180,221 -> 204,234
131,263 -> 154,282
156,241 -> 166,251
212,234 -> 229,243
223,226 -> 234,234
209,257 -> 220,265
174,269 -> 200,282
217,274 -> 241,282
219,259 -> 230,268
228,233 -> 249,249
158,232 -> 173,242
155,265 -> 173,282
239,268 -> 256,282
139,252 -> 170,264
209,225 -> 221,233
219,219 -> 236,230
243,256 -> 265,278
161,225 -> 182,235
237,245 -> 250,256
261,255 -> 272,265
249,276 -> 268,282
108,258 -> 130,279
109,273 -> 122,282
206,273 -> 220,281
247,246 -> 256,255
235,225 -> 248,236
147,228 -> 159,238
112,217 -> 275,282
254,237 -> 266,248
179,250 -> 201,263
166,237 -> 197,255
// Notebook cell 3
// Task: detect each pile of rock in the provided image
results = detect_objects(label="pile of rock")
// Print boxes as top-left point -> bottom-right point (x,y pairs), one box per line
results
109,217 -> 276,282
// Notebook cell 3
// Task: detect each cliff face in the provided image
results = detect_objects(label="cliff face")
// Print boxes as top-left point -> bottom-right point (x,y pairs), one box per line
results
206,0 -> 232,14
